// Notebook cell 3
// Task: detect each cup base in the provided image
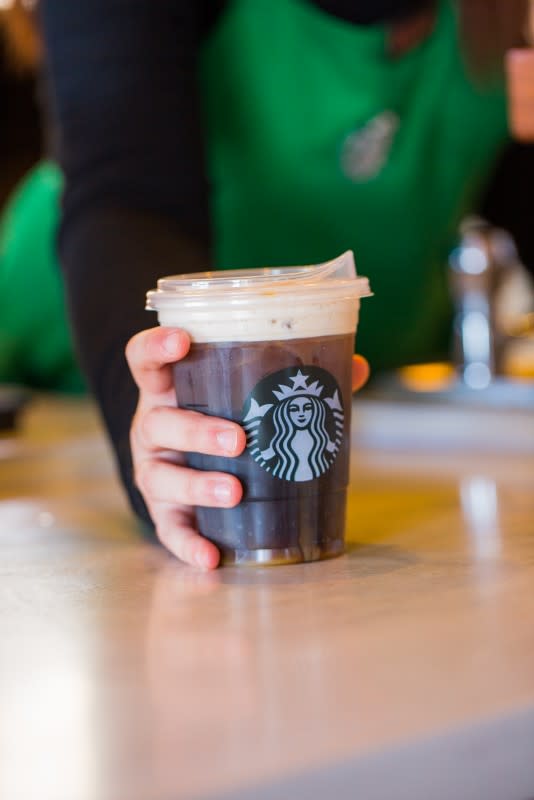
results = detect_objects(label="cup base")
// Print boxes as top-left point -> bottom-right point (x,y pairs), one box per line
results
219,539 -> 345,567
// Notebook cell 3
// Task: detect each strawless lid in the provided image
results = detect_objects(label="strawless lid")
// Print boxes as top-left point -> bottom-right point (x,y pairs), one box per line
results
146,251 -> 371,310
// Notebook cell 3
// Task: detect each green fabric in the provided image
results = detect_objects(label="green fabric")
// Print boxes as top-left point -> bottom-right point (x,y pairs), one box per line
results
0,0 -> 509,390
0,162 -> 84,392
200,0 -> 508,370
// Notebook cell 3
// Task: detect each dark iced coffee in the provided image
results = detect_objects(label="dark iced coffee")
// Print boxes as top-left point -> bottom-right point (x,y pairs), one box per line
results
146,252 -> 371,565
173,334 -> 353,563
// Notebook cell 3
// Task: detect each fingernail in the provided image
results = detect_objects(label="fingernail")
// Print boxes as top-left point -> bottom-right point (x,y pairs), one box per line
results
213,481 -> 233,504
216,429 -> 238,454
163,332 -> 181,356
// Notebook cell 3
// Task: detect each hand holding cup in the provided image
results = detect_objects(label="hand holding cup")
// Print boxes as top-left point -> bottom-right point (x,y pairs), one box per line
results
126,326 -> 369,570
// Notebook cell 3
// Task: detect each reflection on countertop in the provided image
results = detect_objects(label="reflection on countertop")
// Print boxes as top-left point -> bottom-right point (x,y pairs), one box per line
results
0,395 -> 533,800
355,363 -> 534,453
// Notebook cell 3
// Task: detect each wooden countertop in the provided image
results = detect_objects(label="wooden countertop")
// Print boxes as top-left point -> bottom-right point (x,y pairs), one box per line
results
1,396 -> 534,800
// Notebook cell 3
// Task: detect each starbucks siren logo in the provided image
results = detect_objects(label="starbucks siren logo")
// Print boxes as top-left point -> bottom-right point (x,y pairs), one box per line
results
341,110 -> 399,182
242,367 -> 344,482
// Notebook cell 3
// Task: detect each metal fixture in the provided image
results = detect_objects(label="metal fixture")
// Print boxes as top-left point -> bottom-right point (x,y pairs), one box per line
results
449,218 -> 522,389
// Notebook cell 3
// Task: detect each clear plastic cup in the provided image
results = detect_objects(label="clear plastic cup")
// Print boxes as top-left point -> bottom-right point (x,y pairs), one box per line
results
146,251 -> 371,565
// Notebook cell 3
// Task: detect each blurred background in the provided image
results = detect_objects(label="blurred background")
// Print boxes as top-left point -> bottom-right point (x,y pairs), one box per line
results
0,0 -> 41,207
1,7 -> 533,796
1,0 -> 534,419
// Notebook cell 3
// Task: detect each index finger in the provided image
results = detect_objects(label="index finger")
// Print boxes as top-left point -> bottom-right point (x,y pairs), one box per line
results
126,327 -> 190,394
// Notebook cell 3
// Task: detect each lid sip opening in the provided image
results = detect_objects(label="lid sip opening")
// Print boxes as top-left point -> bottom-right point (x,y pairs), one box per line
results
146,251 -> 372,309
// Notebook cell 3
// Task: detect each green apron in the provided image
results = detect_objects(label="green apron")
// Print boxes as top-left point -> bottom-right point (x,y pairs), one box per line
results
0,0 -> 508,389
200,0 -> 508,369
0,163 -> 84,392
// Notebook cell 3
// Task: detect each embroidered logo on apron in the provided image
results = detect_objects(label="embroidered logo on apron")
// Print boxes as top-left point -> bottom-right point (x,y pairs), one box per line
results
341,110 -> 400,181
242,366 -> 344,482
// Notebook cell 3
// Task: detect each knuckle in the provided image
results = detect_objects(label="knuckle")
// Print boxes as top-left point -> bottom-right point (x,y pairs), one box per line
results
138,412 -> 154,449
125,331 -> 144,368
155,520 -> 172,549
139,405 -> 166,447
181,414 -> 204,448
124,339 -> 135,368
135,460 -> 156,496
130,410 -> 142,446
181,470 -> 200,505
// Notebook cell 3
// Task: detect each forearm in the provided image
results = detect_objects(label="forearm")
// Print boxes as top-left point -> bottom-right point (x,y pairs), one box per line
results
40,0 -> 212,522
61,208 -> 210,525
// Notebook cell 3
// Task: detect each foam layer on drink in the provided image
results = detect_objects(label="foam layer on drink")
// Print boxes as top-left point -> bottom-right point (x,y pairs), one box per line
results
156,294 -> 361,342
147,251 -> 371,343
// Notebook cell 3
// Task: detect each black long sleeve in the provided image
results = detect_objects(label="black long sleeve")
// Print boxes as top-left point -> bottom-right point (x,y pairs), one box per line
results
40,0 -> 213,525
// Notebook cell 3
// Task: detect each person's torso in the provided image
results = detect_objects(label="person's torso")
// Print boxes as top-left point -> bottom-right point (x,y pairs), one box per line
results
200,0 -> 508,369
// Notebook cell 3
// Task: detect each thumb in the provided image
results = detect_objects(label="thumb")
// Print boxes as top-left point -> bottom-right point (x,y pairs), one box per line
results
125,327 -> 190,395
352,355 -> 370,393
